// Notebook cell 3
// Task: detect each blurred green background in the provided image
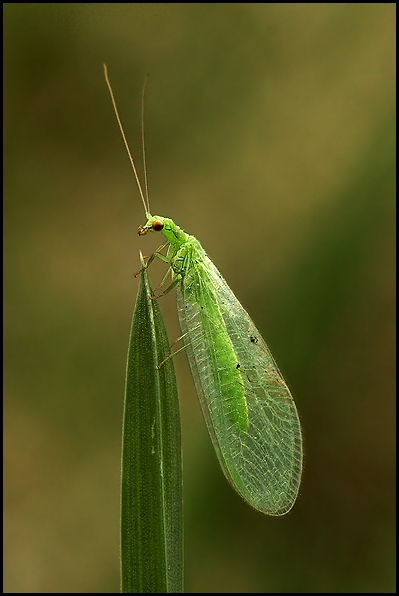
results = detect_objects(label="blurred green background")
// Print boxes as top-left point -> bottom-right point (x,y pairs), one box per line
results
4,4 -> 395,593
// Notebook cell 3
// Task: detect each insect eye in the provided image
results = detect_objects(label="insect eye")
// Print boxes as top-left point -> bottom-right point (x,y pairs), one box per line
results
153,220 -> 164,231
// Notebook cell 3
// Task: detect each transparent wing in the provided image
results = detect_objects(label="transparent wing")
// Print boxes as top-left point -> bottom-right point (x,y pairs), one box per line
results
177,254 -> 302,515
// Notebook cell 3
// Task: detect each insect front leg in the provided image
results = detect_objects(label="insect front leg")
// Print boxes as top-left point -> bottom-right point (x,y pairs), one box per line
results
150,243 -> 190,299
134,241 -> 169,277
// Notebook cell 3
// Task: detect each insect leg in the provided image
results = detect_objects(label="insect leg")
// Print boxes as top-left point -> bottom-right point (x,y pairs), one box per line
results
133,241 -> 169,277
156,344 -> 188,369
156,324 -> 201,369
154,266 -> 172,291
150,273 -> 183,299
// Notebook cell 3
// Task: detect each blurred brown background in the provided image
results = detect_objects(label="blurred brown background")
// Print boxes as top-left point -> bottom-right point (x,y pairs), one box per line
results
4,4 -> 395,592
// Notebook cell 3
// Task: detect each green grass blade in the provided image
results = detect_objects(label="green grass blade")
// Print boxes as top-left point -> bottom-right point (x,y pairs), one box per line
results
120,254 -> 183,593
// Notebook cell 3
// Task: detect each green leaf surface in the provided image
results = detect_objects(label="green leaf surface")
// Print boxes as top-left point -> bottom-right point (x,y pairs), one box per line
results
121,255 -> 183,593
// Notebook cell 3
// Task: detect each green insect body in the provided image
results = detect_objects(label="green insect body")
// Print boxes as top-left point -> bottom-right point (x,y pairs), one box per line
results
103,64 -> 302,515
139,214 -> 303,516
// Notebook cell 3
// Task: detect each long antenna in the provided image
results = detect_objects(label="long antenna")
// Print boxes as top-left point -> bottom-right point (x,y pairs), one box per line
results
103,64 -> 150,216
141,74 -> 150,213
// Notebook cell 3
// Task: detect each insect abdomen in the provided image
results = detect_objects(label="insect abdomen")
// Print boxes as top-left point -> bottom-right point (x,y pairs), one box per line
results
178,265 -> 248,434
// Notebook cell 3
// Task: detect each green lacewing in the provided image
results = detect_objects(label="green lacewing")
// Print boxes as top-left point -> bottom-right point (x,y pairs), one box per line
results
104,65 -> 302,515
